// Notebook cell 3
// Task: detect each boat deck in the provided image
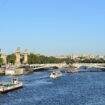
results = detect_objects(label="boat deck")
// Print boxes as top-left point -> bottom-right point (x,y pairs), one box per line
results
0,83 -> 23,93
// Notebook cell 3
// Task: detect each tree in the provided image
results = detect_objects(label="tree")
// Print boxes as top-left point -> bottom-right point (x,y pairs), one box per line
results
0,58 -> 3,66
20,56 -> 24,64
7,54 -> 16,64
28,53 -> 65,64
65,57 -> 75,65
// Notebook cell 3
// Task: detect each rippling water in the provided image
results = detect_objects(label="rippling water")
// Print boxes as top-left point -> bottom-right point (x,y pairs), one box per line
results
0,68 -> 105,105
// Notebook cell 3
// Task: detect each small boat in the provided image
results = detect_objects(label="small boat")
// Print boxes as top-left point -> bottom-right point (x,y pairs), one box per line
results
50,71 -> 62,79
0,78 -> 23,93
65,68 -> 78,73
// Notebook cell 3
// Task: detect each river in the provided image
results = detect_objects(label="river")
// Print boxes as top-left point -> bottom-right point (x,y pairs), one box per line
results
0,68 -> 105,105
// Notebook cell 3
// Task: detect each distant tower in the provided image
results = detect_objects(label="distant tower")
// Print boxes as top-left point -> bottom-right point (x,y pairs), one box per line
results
23,49 -> 28,64
15,47 -> 21,66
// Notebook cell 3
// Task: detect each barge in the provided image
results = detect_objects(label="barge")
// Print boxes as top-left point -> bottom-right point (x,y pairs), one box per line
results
0,78 -> 23,93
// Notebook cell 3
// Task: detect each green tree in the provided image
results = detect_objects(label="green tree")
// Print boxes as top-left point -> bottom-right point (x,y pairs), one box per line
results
7,54 -> 16,64
28,53 -> 65,64
65,58 -> 75,65
0,58 -> 3,66
20,56 -> 24,64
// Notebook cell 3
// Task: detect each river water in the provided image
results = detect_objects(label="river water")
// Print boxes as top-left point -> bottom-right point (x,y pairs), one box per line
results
0,68 -> 105,105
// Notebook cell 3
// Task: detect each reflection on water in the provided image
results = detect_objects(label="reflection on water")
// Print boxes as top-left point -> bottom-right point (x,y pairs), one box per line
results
0,68 -> 105,105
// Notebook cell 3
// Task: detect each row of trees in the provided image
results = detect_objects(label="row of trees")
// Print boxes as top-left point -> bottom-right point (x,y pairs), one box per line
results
4,53 -> 74,65
28,53 -> 69,64
28,54 -> 105,64
78,58 -> 105,63
1,53 -> 105,65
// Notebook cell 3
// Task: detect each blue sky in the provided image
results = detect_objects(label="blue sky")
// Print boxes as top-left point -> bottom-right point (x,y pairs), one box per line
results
0,0 -> 105,55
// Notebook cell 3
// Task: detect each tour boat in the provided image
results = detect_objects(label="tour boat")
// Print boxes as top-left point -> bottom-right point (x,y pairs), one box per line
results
0,78 -> 23,93
65,68 -> 78,73
50,71 -> 62,79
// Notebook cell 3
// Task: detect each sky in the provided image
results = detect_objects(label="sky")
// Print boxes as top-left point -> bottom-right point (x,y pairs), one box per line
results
0,0 -> 105,56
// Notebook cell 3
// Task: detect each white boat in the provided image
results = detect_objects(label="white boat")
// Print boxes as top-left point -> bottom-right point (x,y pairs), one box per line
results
0,78 -> 23,93
50,71 -> 62,79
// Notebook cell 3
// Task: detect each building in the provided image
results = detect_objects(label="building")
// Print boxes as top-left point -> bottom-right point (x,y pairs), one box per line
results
5,68 -> 25,76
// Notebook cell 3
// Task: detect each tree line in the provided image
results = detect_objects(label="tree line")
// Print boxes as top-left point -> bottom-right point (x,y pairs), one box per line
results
0,53 -> 105,66
78,58 -> 105,63
5,53 -> 74,65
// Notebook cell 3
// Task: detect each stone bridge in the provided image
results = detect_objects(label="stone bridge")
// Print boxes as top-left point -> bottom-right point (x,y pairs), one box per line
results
30,63 -> 68,70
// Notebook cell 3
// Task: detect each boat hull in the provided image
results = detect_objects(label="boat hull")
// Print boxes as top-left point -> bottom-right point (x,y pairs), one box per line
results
0,83 -> 23,94
65,69 -> 78,73
50,75 -> 62,79
50,72 -> 62,79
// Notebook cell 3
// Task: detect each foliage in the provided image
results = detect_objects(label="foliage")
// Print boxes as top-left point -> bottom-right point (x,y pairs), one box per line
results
28,53 -> 66,64
5,53 -> 105,65
78,58 -> 105,63
65,58 -> 75,65
20,56 -> 24,64
7,54 -> 16,64
0,58 -> 3,65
